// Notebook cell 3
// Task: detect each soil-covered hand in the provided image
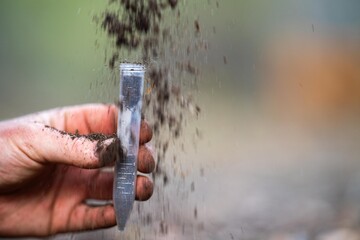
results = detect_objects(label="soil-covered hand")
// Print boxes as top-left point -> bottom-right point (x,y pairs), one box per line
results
0,104 -> 155,237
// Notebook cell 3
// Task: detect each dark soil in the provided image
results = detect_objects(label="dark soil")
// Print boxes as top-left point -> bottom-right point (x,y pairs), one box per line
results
97,0 -> 207,234
99,0 -> 201,167
194,20 -> 200,34
95,137 -> 124,166
44,125 -> 123,165
101,0 -> 180,64
44,125 -> 116,142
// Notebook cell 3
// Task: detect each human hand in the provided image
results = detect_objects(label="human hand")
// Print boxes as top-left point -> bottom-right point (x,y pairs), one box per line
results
0,104 -> 155,237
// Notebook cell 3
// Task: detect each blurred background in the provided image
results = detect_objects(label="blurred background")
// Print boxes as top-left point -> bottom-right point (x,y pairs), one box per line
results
1,0 -> 360,239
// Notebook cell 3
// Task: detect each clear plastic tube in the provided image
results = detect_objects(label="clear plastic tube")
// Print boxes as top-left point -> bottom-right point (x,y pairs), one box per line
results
114,63 -> 145,230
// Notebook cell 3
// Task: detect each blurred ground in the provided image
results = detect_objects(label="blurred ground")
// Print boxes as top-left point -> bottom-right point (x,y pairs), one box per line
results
1,1 -> 360,240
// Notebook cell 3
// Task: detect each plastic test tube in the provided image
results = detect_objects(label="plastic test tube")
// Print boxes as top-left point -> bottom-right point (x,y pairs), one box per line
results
114,63 -> 145,230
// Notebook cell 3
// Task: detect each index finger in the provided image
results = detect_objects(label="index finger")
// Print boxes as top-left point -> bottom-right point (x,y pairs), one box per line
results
47,104 -> 152,144
50,104 -> 118,135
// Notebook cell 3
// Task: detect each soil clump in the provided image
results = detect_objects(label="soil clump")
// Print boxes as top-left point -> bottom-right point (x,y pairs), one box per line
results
44,125 -> 123,165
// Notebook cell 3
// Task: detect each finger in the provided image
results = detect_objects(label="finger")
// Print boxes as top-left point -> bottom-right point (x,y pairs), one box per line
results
87,171 -> 113,200
49,104 -> 118,135
135,175 -> 153,201
139,121 -> 152,144
18,122 -> 115,168
87,173 -> 154,201
64,204 -> 116,232
137,145 -> 155,173
67,148 -> 154,201
47,105 -> 153,144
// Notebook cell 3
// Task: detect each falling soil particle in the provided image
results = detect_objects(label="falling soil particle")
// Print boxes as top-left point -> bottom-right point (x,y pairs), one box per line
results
223,56 -> 228,64
160,220 -> 168,234
163,173 -> 169,185
145,214 -> 152,225
194,20 -> 200,33
97,0 -> 210,236
98,2 -> 203,165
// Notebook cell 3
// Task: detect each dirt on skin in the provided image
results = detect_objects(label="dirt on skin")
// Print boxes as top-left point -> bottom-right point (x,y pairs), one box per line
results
44,125 -> 123,166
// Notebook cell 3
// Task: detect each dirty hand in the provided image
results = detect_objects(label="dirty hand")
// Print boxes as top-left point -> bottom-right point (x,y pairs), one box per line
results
0,104 -> 155,237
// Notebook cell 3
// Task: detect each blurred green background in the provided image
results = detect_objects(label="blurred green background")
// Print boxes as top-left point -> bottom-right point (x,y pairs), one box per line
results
1,1 -> 360,240
0,0 -> 113,119
2,0 -> 360,119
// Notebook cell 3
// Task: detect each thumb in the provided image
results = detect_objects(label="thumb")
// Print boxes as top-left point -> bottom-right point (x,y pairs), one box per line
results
18,122 -> 119,169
